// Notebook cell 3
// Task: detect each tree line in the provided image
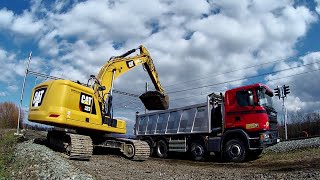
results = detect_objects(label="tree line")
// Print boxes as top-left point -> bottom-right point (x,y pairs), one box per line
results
278,111 -> 320,139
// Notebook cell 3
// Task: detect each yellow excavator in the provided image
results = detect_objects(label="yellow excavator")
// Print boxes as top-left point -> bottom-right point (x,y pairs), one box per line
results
28,45 -> 169,160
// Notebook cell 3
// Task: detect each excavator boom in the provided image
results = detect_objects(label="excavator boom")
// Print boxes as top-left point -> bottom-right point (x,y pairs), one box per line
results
95,45 -> 169,110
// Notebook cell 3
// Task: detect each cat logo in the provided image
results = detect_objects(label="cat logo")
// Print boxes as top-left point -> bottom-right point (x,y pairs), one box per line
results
80,93 -> 93,113
126,60 -> 135,68
81,94 -> 92,105
32,88 -> 46,107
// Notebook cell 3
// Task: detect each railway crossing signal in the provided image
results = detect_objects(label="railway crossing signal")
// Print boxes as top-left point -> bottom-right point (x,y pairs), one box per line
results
283,85 -> 290,97
274,85 -> 290,99
274,84 -> 290,140
274,87 -> 280,99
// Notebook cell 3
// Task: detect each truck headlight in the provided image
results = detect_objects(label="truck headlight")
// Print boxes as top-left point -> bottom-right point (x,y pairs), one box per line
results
260,133 -> 270,140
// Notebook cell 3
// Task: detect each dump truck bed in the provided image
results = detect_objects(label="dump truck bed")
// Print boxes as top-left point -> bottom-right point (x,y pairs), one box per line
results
135,102 -> 211,135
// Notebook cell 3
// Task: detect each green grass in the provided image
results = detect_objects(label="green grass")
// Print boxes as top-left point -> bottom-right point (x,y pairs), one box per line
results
0,130 -> 19,179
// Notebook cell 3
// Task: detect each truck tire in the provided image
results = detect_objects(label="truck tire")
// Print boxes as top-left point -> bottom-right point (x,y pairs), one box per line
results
190,140 -> 206,161
156,140 -> 168,158
224,139 -> 246,163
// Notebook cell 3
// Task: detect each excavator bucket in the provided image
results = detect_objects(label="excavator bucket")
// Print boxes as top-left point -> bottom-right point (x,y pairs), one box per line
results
139,91 -> 169,110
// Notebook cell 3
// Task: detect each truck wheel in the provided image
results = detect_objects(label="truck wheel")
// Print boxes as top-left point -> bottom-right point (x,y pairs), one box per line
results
145,139 -> 154,157
156,140 -> 168,158
190,140 -> 206,161
224,139 -> 246,163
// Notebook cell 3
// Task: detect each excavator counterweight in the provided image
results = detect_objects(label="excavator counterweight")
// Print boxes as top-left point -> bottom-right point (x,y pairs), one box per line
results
140,91 -> 169,110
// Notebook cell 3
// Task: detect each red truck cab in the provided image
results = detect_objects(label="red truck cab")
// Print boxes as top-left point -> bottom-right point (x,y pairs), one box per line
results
223,83 -> 279,150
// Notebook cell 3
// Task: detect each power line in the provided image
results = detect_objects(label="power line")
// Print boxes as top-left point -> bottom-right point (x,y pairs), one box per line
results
169,66 -> 320,102
163,53 -> 306,88
29,70 -> 141,98
167,59 -> 320,94
113,96 -> 141,107
28,58 -> 320,104
29,70 -> 61,80
265,66 -> 320,83
113,90 -> 139,97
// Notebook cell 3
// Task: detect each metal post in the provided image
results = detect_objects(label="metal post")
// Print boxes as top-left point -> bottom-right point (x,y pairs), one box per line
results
282,97 -> 288,140
15,52 -> 32,136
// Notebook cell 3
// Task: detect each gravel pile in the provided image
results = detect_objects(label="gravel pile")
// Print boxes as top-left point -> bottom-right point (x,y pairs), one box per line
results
11,140 -> 94,180
265,137 -> 320,153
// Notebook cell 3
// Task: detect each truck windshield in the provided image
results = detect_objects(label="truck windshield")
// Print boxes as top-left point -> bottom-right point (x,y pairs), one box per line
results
257,88 -> 273,108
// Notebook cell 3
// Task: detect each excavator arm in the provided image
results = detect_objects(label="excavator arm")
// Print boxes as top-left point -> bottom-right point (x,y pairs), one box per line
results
92,45 -> 169,113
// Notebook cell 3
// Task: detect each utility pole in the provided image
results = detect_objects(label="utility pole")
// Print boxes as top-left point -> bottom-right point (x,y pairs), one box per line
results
274,85 -> 290,140
282,96 -> 287,140
15,52 -> 32,136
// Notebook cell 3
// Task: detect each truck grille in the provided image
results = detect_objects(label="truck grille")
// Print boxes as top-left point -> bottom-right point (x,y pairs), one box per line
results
269,122 -> 278,131
268,113 -> 278,131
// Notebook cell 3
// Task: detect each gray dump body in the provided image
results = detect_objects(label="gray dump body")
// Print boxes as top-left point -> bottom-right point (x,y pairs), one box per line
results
135,102 -> 211,135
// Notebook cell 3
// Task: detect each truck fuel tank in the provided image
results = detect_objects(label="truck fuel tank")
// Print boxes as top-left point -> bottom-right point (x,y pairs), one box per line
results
139,91 -> 169,110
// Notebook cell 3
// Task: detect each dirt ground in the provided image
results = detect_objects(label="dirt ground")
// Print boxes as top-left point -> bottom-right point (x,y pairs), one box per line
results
72,141 -> 320,179
18,130 -> 320,179
69,149 -> 320,179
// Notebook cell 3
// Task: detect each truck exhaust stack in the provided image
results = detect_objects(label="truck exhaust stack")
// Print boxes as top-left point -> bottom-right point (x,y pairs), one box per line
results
139,91 -> 169,110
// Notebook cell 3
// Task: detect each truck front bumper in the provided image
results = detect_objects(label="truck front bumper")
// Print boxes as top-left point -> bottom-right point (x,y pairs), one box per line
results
259,131 -> 280,148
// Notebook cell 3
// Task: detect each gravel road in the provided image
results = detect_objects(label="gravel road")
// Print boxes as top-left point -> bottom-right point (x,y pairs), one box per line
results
11,131 -> 320,179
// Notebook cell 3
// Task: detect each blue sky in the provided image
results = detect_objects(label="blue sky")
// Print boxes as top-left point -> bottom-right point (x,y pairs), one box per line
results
1,0 -> 320,130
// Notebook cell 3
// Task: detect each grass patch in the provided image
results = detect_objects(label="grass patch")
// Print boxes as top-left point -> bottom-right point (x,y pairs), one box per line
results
0,130 -> 19,179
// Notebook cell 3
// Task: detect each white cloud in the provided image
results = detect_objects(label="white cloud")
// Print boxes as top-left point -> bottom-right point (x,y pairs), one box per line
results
11,12 -> 43,35
168,0 -> 210,17
316,0 -> 320,14
7,85 -> 19,92
266,52 -> 320,113
0,9 -> 14,27
1,0 -> 319,116
0,91 -> 6,97
38,0 -> 317,109
0,48 -> 24,83
0,7 -> 44,36
285,96 -> 306,112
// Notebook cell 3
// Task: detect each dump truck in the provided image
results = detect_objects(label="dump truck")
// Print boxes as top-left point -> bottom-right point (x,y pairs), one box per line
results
135,83 -> 279,162
28,45 -> 169,160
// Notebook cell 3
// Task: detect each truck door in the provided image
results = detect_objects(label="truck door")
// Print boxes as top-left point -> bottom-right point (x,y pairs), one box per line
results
225,89 -> 254,129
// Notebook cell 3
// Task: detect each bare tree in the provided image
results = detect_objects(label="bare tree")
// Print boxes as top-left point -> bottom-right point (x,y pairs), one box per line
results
0,102 -> 24,129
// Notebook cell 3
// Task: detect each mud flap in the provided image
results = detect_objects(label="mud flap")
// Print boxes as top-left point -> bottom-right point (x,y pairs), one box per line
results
139,91 -> 169,110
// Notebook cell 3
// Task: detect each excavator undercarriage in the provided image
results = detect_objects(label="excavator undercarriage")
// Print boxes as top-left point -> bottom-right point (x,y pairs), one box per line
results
46,129 -> 150,161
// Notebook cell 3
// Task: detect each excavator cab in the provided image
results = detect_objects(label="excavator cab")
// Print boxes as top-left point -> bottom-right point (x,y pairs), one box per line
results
140,91 -> 169,110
